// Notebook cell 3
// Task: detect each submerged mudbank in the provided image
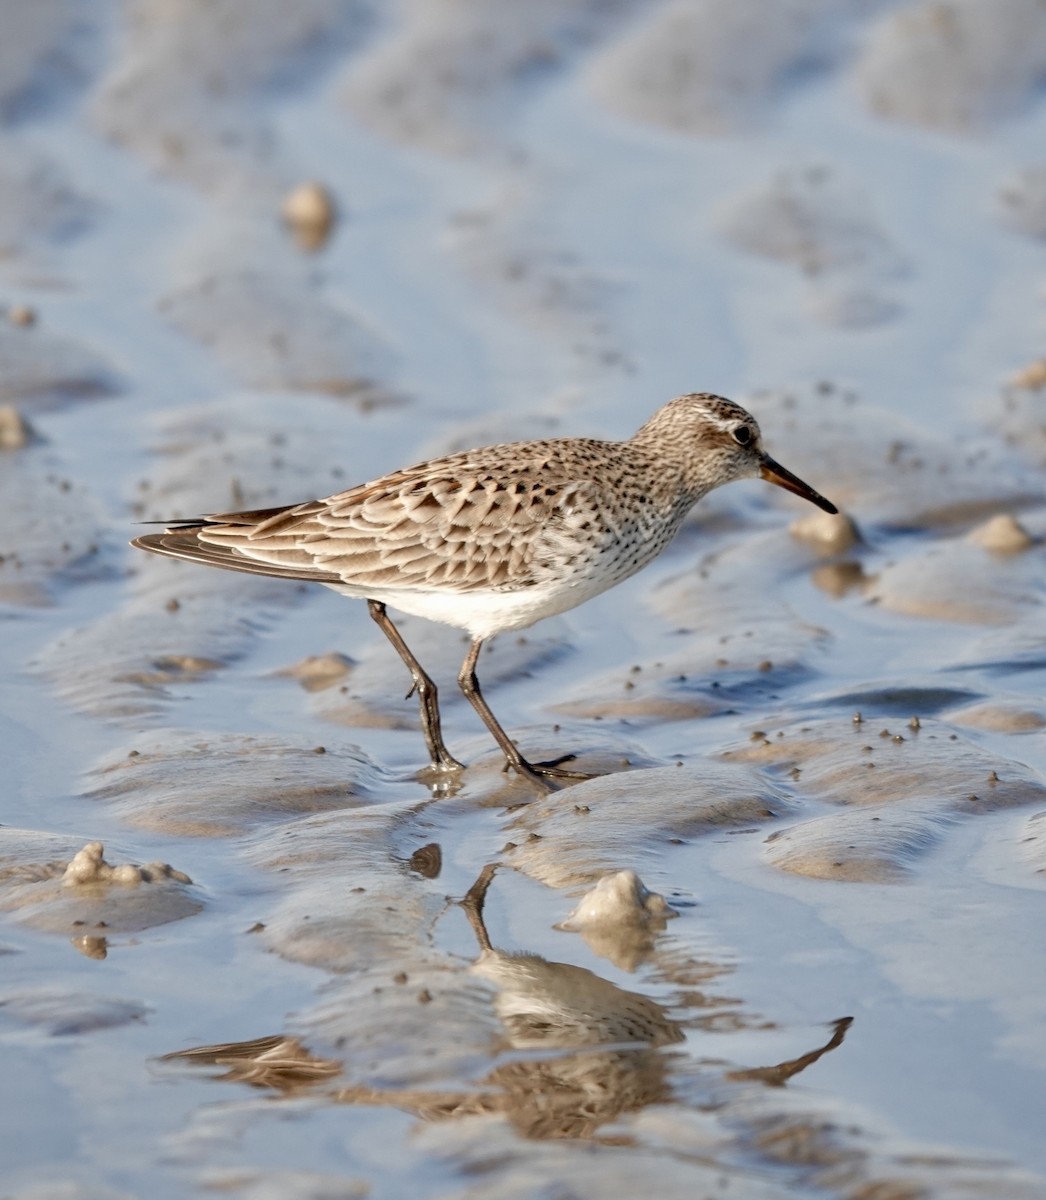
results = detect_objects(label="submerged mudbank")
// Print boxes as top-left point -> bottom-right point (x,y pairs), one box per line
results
6,366 -> 1045,1197
161,862 -> 1040,1199
3,1 -> 1046,1197
165,865 -> 856,1178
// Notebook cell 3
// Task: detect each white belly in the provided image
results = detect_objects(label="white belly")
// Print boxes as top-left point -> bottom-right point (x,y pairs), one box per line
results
328,574 -> 609,641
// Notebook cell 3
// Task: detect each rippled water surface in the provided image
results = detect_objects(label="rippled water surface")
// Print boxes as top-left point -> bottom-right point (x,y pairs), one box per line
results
2,3 -> 1046,1197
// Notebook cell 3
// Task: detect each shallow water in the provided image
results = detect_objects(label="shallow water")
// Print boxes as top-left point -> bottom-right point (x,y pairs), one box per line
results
2,2 -> 1046,1197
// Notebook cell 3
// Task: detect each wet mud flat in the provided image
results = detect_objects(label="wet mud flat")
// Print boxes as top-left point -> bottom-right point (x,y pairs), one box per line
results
2,2 -> 1046,1198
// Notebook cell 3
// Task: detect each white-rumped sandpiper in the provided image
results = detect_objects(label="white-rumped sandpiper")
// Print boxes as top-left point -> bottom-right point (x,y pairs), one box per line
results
133,394 -> 836,788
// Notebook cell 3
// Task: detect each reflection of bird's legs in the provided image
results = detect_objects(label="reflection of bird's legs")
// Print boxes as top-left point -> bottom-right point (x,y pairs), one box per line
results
460,862 -> 498,953
728,1015 -> 854,1087
457,638 -> 589,787
368,600 -> 464,772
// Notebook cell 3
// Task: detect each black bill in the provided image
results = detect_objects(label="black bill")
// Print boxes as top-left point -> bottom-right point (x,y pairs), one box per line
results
759,455 -> 838,515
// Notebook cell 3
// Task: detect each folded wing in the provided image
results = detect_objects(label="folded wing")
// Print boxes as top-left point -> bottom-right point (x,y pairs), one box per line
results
132,449 -> 605,594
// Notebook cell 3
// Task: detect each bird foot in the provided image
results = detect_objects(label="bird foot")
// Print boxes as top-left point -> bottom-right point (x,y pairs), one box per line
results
533,753 -> 595,781
503,752 -> 595,789
416,755 -> 466,792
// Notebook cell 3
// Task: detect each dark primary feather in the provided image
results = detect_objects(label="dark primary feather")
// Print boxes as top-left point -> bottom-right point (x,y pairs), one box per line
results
130,527 -> 345,584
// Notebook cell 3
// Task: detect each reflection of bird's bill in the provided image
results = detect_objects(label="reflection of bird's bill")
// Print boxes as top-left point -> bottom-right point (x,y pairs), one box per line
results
760,455 -> 838,515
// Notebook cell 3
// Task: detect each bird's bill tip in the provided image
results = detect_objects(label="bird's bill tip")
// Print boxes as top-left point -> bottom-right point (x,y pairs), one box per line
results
759,456 -> 838,515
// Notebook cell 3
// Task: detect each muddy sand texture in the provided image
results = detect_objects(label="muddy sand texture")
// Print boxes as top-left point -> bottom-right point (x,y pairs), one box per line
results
2,2 -> 1046,1199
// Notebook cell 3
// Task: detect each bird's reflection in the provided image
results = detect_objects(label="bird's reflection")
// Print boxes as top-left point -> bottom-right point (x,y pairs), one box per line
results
164,865 -> 851,1140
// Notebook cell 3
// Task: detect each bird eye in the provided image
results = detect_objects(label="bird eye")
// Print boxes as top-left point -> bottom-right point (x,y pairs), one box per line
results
732,425 -> 753,446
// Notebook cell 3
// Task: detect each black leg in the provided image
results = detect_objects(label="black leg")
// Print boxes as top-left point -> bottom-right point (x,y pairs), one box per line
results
459,862 -> 498,953
456,638 -> 590,789
368,600 -> 463,773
